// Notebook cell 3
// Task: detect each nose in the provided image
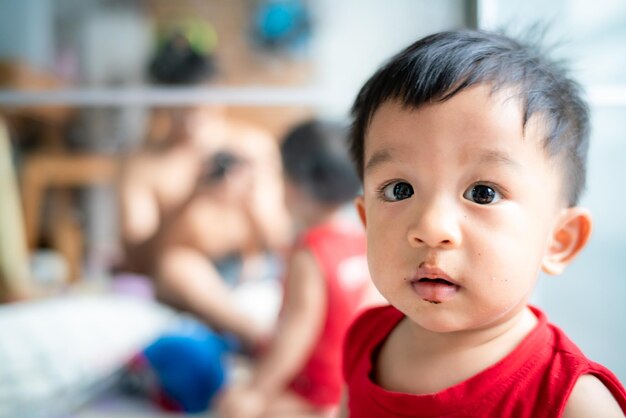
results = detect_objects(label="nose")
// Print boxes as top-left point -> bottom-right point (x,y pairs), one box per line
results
406,197 -> 462,249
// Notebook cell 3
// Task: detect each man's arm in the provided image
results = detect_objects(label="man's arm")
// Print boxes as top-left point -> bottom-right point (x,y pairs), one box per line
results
250,248 -> 326,393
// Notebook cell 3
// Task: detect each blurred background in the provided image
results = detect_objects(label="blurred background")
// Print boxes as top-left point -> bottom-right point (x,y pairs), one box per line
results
0,0 -> 624,416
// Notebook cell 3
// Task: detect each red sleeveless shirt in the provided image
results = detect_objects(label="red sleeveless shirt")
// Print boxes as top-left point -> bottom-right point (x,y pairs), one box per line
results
287,221 -> 371,406
343,304 -> 626,417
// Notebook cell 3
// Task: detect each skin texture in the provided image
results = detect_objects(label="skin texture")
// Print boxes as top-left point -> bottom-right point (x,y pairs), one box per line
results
335,84 -> 621,415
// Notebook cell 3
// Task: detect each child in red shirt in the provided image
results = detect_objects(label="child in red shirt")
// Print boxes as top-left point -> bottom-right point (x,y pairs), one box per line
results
217,120 -> 382,418
339,29 -> 626,417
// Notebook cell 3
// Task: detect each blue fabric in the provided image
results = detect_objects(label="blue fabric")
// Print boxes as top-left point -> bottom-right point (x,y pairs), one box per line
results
143,320 -> 229,413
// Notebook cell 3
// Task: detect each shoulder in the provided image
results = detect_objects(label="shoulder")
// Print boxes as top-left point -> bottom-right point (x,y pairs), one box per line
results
544,315 -> 626,416
121,150 -> 193,182
226,119 -> 277,158
119,152 -> 155,179
296,225 -> 336,256
562,374 -> 625,418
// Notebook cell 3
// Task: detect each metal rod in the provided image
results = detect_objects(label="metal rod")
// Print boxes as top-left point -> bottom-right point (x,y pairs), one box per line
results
0,86 -> 334,107
0,85 -> 624,108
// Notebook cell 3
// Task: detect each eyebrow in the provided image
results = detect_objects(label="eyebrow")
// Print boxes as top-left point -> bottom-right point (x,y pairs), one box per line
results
475,149 -> 521,170
364,149 -> 394,173
364,147 -> 521,173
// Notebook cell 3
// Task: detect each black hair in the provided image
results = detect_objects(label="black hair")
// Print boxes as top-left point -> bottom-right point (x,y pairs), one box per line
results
350,29 -> 590,206
281,119 -> 361,205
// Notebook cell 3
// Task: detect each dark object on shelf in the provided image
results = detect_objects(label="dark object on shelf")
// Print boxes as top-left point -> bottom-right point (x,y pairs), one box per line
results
149,20 -> 218,85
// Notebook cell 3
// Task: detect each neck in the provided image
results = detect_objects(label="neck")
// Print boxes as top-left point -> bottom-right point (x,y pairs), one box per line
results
378,305 -> 538,394
296,204 -> 342,233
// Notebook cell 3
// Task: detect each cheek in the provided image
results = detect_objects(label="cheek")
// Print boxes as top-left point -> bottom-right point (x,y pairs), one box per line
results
365,230 -> 390,277
476,203 -> 551,254
364,215 -> 406,292
468,227 -> 543,299
365,210 -> 403,254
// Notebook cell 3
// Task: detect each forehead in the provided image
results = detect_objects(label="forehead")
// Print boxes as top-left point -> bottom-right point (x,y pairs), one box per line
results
363,85 -> 549,165
368,85 -> 523,139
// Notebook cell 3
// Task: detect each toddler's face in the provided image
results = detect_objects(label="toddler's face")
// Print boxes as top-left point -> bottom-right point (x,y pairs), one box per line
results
356,84 -> 567,333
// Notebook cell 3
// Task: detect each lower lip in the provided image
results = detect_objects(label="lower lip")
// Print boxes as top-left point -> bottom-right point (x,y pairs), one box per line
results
411,281 -> 460,303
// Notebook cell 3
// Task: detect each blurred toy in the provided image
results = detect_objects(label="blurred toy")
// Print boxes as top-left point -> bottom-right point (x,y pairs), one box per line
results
252,0 -> 312,54
148,18 -> 218,85
126,320 -> 230,413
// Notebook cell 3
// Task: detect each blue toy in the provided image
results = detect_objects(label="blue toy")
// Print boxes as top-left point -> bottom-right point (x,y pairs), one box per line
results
140,321 -> 230,413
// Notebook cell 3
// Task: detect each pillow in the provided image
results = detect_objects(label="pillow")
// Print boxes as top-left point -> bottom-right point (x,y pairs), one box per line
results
0,293 -> 177,418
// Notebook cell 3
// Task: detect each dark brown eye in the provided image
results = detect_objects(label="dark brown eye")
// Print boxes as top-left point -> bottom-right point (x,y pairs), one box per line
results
382,181 -> 414,201
464,184 -> 500,204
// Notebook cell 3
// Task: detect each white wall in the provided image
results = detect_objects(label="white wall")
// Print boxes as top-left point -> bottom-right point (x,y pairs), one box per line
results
309,0 -> 468,118
484,0 -> 626,382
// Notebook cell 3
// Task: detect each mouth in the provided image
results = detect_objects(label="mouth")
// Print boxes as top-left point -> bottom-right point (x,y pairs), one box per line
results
410,268 -> 460,303
418,277 -> 456,286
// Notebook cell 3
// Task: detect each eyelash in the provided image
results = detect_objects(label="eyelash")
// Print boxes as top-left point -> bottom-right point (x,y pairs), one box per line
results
375,179 -> 406,202
468,181 -> 507,197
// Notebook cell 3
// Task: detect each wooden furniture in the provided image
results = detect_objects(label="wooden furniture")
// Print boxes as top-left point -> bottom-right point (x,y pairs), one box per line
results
1,60 -> 119,283
20,153 -> 119,282
0,60 -> 74,150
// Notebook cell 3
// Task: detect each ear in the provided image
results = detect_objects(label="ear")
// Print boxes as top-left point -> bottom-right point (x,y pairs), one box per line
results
542,207 -> 592,275
354,195 -> 366,228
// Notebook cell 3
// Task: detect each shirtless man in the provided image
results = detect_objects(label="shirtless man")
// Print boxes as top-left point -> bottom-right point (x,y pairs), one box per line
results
117,105 -> 290,348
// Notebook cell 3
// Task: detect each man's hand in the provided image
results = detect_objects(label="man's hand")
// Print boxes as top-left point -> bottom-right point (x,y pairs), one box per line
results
194,152 -> 253,204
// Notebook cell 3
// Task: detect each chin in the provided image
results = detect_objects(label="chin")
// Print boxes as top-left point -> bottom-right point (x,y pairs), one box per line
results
401,304 -> 471,333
